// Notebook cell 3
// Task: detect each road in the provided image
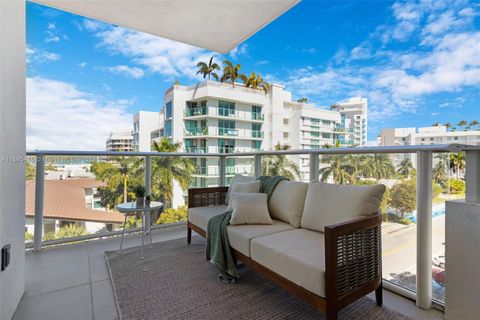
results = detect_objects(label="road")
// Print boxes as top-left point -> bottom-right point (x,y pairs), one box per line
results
381,215 -> 445,296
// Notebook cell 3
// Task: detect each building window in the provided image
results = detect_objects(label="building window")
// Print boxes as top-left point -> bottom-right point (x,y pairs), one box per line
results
166,102 -> 172,118
251,140 -> 261,150
283,132 -> 289,139
165,120 -> 172,137
283,118 -> 289,125
322,132 -> 331,139
219,100 -> 235,116
311,131 -> 320,138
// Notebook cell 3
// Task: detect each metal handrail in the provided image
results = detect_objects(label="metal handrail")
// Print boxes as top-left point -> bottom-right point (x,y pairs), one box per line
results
26,144 -> 479,157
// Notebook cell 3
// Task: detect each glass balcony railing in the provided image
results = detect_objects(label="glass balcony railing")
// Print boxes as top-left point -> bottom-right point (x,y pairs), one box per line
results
218,128 -> 238,136
185,107 -> 208,117
184,127 -> 208,136
185,146 -> 207,153
184,106 -> 264,122
252,130 -> 263,138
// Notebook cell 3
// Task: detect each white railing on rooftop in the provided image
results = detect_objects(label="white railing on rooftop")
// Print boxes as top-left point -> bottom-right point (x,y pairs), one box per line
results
26,144 -> 480,310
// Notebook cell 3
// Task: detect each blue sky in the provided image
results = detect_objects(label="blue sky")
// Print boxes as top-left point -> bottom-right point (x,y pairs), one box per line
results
26,0 -> 480,150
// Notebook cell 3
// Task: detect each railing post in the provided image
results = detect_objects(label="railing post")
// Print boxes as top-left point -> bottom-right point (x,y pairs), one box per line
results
145,155 -> 151,196
465,150 -> 480,203
309,153 -> 319,182
219,155 -> 226,187
34,154 -> 45,252
416,151 -> 432,309
254,154 -> 262,177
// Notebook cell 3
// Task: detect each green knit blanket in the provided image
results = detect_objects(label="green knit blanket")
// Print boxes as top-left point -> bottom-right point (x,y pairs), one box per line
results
205,176 -> 288,281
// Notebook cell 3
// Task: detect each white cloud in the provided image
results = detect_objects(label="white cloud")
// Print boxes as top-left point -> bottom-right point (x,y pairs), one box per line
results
93,26 -> 215,79
47,23 -> 55,30
82,18 -> 107,32
229,44 -> 249,59
45,35 -> 60,43
78,62 -> 87,68
106,65 -> 145,79
27,77 -> 132,151
27,45 -> 61,64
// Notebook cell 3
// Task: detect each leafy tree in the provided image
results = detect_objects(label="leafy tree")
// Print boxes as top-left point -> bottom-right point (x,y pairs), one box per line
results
56,224 -> 88,239
397,158 -> 414,178
220,60 -> 246,87
388,180 -> 416,218
151,138 -> 195,208
364,154 -> 396,181
26,162 -> 36,180
196,56 -> 220,80
449,178 -> 465,194
157,205 -> 188,224
457,120 -> 468,128
449,152 -> 465,179
25,232 -> 33,241
244,72 -> 270,93
262,143 -> 301,180
433,161 -> 448,188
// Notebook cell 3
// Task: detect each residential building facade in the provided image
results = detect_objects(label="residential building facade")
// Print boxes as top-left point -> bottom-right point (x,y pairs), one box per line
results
135,81 -> 368,186
132,111 -> 161,151
378,125 -> 480,165
106,131 -> 133,152
333,97 -> 368,147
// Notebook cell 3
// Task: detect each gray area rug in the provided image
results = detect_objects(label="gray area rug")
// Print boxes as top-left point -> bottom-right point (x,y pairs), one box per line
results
105,237 -> 411,320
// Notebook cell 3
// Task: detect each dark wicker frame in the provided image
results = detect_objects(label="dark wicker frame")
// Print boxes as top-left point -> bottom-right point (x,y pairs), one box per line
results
187,187 -> 383,320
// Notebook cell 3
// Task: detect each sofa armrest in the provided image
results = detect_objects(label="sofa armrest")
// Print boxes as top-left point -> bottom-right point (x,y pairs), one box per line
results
188,187 -> 229,208
324,211 -> 382,307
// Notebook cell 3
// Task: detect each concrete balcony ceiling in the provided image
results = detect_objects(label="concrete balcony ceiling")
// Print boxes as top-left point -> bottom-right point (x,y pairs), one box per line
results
32,0 -> 300,53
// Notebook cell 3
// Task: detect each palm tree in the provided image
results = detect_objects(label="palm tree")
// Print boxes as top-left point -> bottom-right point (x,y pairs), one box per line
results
196,56 -> 220,80
433,161 -> 447,186
261,143 -> 301,180
397,158 -> 414,177
457,120 -> 468,129
151,138 -> 195,208
220,60 -> 246,87
244,72 -> 271,93
364,154 -> 396,181
444,122 -> 452,131
92,157 -> 143,205
319,154 -> 354,184
469,120 -> 479,129
297,97 -> 308,103
449,152 -> 465,179
432,122 -> 441,127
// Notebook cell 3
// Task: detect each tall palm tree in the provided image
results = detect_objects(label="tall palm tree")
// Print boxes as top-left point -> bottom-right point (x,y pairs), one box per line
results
457,120 -> 468,128
319,154 -> 354,184
220,60 -> 246,87
444,122 -> 452,131
469,120 -> 479,129
364,154 -> 396,181
196,56 -> 220,80
244,72 -> 271,93
151,138 -> 195,208
433,161 -> 447,185
432,122 -> 441,127
397,158 -> 414,177
449,152 -> 465,179
92,157 -> 143,205
261,143 -> 301,180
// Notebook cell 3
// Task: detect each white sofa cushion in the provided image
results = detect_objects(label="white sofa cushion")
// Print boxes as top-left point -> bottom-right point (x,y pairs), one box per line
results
229,193 -> 273,225
226,181 -> 261,210
227,219 -> 294,257
301,182 -> 385,232
225,174 -> 256,204
251,229 -> 326,297
269,180 -> 308,227
187,205 -> 228,231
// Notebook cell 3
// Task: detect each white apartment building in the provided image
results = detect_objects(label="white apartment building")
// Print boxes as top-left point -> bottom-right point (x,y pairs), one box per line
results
378,126 -> 480,165
106,131 -> 133,152
333,97 -> 368,147
138,81 -> 368,186
132,111 -> 161,151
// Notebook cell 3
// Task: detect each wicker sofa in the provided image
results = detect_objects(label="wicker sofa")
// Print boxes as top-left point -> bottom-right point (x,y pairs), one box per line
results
187,178 -> 384,320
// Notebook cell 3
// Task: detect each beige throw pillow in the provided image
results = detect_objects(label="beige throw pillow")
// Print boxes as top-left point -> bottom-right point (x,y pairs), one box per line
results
301,182 -> 386,232
225,174 -> 256,204
227,181 -> 261,210
269,180 -> 309,227
229,193 -> 273,225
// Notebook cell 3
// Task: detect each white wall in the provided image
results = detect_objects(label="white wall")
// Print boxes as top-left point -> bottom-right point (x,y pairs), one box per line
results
0,1 -> 26,319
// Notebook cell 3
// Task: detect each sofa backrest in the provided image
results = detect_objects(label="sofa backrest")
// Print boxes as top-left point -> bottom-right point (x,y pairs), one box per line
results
268,180 -> 309,228
301,182 -> 385,232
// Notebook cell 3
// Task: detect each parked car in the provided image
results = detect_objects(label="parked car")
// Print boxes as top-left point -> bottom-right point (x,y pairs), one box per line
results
433,255 -> 445,269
